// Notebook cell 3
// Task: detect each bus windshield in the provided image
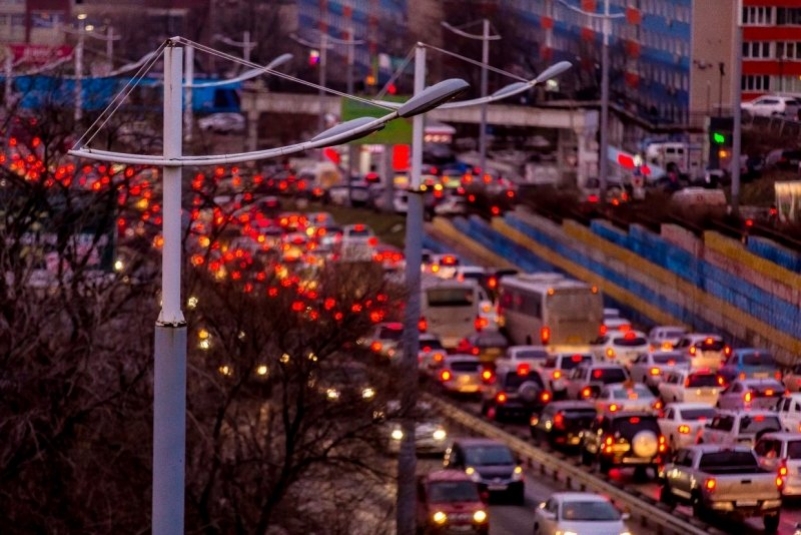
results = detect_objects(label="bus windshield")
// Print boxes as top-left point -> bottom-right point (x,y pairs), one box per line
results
426,288 -> 474,307
548,291 -> 602,321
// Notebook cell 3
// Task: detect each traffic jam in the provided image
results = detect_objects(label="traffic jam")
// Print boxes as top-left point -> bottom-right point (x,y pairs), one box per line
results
356,241 -> 801,534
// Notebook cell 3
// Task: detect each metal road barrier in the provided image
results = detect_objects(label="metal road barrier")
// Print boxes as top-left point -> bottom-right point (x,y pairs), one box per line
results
422,392 -> 727,535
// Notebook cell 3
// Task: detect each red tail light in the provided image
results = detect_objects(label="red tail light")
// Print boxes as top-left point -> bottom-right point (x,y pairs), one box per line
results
496,392 -> 508,404
474,316 -> 489,332
678,424 -> 691,434
689,346 -> 697,356
440,370 -> 452,382
744,391 -> 753,403
481,369 -> 494,383
516,363 -> 530,376
724,345 -> 732,356
471,347 -> 480,356
599,324 -> 607,336
488,276 -> 497,289
704,478 -> 716,492
552,370 -> 562,380
540,326 -> 551,345
581,386 -> 593,399
553,412 -> 565,429
540,391 -> 551,403
649,367 -> 661,376
717,375 -> 727,387
779,460 -> 789,478
418,317 -> 428,333
608,404 -> 619,412
370,341 -> 382,353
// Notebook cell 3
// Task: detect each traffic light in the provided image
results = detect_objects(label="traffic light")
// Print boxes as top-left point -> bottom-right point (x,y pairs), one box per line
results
712,131 -> 726,144
308,50 -> 320,66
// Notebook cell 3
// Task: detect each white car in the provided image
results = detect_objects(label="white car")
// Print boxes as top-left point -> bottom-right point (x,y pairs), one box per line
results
595,384 -> 658,414
697,409 -> 782,448
429,253 -> 461,279
564,363 -> 629,400
647,325 -> 687,351
533,492 -> 631,535
590,330 -> 649,367
755,431 -> 801,499
198,112 -> 246,134
340,223 -> 376,260
628,350 -> 690,389
435,354 -> 483,395
495,345 -> 550,369
417,333 -> 448,377
741,94 -> 800,119
657,402 -> 717,451
673,333 -> 730,371
658,369 -> 722,405
776,393 -> 801,433
601,317 -> 632,336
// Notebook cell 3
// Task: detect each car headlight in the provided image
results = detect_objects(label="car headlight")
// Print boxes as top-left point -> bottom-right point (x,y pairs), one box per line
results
465,466 -> 481,482
362,387 -> 376,399
326,388 -> 340,400
255,365 -> 268,376
619,532 -> 632,535
391,428 -> 404,441
432,511 -> 447,525
433,428 -> 447,441
555,531 -> 578,535
473,510 -> 488,523
512,465 -> 524,481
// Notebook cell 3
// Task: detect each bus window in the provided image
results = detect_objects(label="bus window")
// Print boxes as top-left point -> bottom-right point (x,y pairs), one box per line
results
426,288 -> 474,307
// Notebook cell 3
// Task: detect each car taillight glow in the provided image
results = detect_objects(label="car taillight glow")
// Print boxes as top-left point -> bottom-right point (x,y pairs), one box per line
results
608,404 -> 619,412
540,391 -> 551,403
370,341 -> 382,353
496,392 -> 508,404
704,478 -> 716,492
581,386 -> 593,398
481,369 -> 494,382
552,370 -> 562,380
554,412 -> 565,429
678,424 -> 691,434
440,370 -> 452,382
474,316 -> 489,331
418,317 -> 428,332
744,391 -> 753,402
599,324 -> 607,336
540,326 -> 551,345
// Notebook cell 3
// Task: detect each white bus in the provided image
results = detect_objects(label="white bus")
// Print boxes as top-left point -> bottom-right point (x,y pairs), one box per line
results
420,275 -> 488,349
497,272 -> 603,350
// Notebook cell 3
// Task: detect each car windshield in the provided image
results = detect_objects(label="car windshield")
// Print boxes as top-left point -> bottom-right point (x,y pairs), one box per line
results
613,336 -> 648,347
427,288 -> 474,307
740,415 -> 781,434
590,368 -> 628,383
699,451 -> 758,470
477,333 -> 508,347
554,355 -> 593,370
741,352 -> 775,366
679,408 -> 716,420
347,227 -> 372,237
503,372 -> 544,389
420,340 -> 445,351
612,416 -> 659,436
697,339 -> 725,351
325,367 -> 368,385
652,354 -> 688,365
788,441 -> 801,460
378,326 -> 403,340
612,386 -> 653,400
513,349 -> 549,361
450,361 -> 480,373
560,500 -> 621,521
687,373 -> 718,387
427,481 -> 480,503
464,445 -> 515,466
750,382 -> 783,395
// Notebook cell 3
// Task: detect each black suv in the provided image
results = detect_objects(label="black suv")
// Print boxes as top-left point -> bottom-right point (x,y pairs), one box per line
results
443,437 -> 525,505
530,400 -> 597,449
480,363 -> 551,422
580,411 -> 666,478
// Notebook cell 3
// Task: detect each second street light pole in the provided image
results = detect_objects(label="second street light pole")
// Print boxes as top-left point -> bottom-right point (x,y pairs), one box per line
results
599,0 -> 610,203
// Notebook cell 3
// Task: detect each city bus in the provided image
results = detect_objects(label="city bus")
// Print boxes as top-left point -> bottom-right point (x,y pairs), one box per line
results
420,275 -> 489,349
497,272 -> 603,350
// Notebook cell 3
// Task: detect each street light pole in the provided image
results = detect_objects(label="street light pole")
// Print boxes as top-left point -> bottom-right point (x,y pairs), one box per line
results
731,1 -> 743,217
319,32 -> 328,134
75,14 -> 86,123
441,19 -> 501,178
599,0 -> 610,204
153,43 -> 186,535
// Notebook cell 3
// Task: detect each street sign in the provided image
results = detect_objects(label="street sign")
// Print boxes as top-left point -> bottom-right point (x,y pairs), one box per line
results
340,96 -> 413,145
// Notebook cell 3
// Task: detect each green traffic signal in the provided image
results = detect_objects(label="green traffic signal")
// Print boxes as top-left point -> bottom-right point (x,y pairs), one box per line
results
712,132 -> 726,144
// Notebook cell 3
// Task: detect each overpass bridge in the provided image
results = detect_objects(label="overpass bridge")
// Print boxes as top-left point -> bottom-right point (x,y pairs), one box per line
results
240,90 -> 600,185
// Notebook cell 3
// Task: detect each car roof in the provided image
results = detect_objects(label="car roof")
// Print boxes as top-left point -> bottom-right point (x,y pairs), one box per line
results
716,408 -> 778,417
444,354 -> 481,363
738,378 -> 783,385
547,400 -> 597,410
664,402 -> 717,410
686,443 -> 753,453
424,469 -> 474,483
605,410 -> 657,419
452,437 -> 510,448
550,492 -> 610,502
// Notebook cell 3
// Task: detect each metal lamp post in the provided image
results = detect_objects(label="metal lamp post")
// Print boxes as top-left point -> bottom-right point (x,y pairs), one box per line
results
69,37 -> 468,535
731,0 -> 744,216
391,43 -> 571,535
441,19 -> 501,179
559,0 -> 623,203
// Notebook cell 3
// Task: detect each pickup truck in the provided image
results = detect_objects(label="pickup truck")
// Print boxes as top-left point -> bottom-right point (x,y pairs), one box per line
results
660,444 -> 782,532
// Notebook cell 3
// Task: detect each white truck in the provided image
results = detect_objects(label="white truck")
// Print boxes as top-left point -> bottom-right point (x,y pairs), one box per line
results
659,444 -> 782,532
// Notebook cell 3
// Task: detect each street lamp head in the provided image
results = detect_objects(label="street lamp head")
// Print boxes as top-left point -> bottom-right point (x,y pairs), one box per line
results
398,79 -> 469,118
534,61 -> 572,84
311,116 -> 384,145
265,53 -> 293,70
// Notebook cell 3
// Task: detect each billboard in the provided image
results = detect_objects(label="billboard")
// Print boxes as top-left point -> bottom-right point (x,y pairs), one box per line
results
340,95 -> 413,145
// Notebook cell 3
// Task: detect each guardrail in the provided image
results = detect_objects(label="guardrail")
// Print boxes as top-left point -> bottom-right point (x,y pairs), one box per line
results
423,392 -> 726,535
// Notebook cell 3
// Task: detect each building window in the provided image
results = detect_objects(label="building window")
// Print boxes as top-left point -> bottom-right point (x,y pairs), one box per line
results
777,7 -> 801,25
777,41 -> 801,59
742,75 -> 770,91
742,6 -> 772,25
742,41 -> 771,58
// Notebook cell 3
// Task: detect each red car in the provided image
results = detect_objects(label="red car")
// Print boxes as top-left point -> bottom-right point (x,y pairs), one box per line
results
416,470 -> 489,534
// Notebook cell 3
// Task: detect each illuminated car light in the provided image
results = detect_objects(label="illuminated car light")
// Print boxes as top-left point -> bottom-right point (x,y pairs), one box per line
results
465,466 -> 480,482
432,511 -> 447,525
473,510 -> 488,523
326,388 -> 340,400
391,428 -> 403,441
362,388 -> 376,399
433,428 -> 447,441
256,365 -> 268,376
513,466 -> 523,481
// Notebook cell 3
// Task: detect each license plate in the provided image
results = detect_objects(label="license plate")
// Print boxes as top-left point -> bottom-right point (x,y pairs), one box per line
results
753,372 -> 768,379
488,484 -> 507,491
738,500 -> 758,507
451,526 -> 472,532
352,190 -> 369,201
